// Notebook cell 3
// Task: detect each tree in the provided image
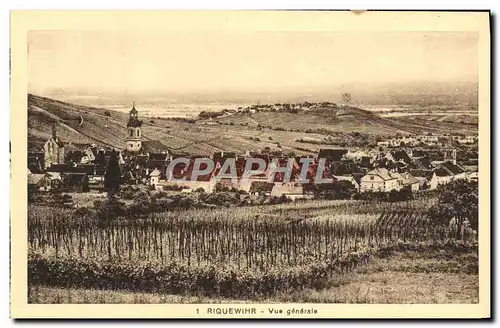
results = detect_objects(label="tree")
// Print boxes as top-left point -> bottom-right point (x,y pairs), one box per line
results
314,180 -> 355,200
215,182 -> 230,193
398,186 -> 413,201
104,149 -> 122,197
427,180 -> 478,239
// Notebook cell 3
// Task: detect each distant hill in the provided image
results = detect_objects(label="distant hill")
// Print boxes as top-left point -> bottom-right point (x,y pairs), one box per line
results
28,94 -> 477,155
37,80 -> 478,108
28,94 -> 130,150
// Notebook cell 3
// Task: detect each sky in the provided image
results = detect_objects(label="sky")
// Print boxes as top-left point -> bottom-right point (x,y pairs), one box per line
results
28,30 -> 478,95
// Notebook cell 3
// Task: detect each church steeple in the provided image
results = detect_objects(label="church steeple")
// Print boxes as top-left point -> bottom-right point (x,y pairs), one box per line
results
126,102 -> 142,152
127,102 -> 141,126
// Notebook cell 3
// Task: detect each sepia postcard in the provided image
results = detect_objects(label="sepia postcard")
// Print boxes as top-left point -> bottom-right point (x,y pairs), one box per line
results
10,10 -> 491,319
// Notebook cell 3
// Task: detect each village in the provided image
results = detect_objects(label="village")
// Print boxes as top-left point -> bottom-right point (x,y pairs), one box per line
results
27,103 -> 479,202
21,20 -> 485,309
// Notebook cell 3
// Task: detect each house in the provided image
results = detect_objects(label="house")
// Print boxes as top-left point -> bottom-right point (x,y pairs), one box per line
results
418,135 -> 439,142
433,161 -> 467,185
146,152 -> 170,175
149,168 -> 162,188
400,172 -> 420,192
467,171 -> 478,182
65,149 -> 86,164
168,178 -> 216,193
157,158 -> 217,193
377,141 -> 389,147
46,171 -> 63,190
410,170 -> 439,190
28,152 -> 45,174
43,125 -> 65,169
360,168 -> 399,192
434,166 -> 454,185
61,173 -> 90,192
344,150 -> 369,161
271,182 -> 304,200
441,161 -> 467,180
28,173 -> 52,192
83,145 -> 99,163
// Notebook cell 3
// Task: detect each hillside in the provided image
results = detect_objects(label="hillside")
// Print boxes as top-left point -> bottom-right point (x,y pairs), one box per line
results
200,105 -> 477,135
28,94 -> 477,155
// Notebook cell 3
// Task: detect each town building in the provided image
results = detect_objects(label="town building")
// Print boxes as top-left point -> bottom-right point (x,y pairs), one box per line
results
411,170 -> 439,190
28,172 -> 52,192
43,125 -> 65,169
125,102 -> 143,152
360,168 -> 399,192
271,182 -> 305,200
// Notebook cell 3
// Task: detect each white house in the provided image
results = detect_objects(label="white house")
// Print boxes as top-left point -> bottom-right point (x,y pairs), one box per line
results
412,171 -> 439,190
271,182 -> 304,200
360,168 -> 399,193
467,171 -> 478,182
434,161 -> 467,185
149,168 -> 162,187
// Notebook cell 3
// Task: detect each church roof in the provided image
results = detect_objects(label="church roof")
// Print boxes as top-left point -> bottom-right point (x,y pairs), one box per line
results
127,102 -> 142,127
127,117 -> 142,127
130,102 -> 138,113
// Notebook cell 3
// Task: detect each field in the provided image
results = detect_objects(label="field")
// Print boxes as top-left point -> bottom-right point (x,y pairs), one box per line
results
29,244 -> 478,304
27,195 -> 478,303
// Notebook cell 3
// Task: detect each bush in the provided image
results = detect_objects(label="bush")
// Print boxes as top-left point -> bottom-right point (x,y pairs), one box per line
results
127,192 -> 152,217
121,186 -> 137,200
73,207 -> 95,218
94,196 -> 127,220
162,185 -> 184,191
202,192 -> 240,207
215,183 -> 231,193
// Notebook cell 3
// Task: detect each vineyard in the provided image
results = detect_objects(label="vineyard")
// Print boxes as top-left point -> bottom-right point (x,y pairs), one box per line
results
28,197 -> 462,299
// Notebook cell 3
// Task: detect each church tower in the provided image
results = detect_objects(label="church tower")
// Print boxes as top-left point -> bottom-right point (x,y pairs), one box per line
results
126,102 -> 142,152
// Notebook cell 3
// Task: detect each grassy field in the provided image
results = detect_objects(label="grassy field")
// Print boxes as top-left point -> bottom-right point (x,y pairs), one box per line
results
28,243 -> 478,304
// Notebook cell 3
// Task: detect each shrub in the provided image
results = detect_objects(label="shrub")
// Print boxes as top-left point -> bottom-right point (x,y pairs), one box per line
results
121,186 -> 137,200
127,192 -> 152,217
73,206 -> 95,219
94,196 -> 127,220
